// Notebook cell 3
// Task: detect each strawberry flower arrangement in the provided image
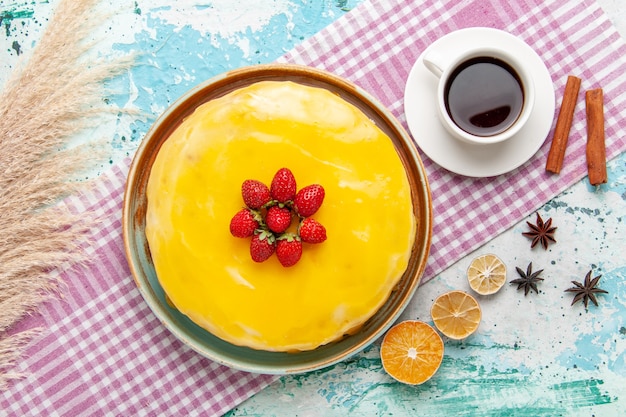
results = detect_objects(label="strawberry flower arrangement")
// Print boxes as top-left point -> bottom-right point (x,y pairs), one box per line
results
229,168 -> 327,267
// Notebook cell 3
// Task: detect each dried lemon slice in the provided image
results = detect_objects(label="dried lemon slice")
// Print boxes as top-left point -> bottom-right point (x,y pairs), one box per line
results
431,290 -> 482,340
467,254 -> 507,295
380,320 -> 444,385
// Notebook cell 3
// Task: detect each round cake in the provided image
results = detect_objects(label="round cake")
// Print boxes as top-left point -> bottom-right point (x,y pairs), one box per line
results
145,80 -> 416,352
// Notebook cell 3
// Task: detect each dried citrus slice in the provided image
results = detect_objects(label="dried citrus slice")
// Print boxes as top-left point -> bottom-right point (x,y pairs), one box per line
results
380,320 -> 444,385
467,253 -> 507,295
431,290 -> 482,340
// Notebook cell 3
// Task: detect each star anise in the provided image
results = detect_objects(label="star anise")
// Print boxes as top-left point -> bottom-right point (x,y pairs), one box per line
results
565,271 -> 609,308
522,212 -> 557,250
510,262 -> 544,295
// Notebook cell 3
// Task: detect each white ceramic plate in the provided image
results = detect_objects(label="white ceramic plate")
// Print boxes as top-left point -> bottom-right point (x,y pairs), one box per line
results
404,27 -> 556,177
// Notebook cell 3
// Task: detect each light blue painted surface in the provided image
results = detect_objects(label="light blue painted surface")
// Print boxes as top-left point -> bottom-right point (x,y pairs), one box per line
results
1,1 -> 625,415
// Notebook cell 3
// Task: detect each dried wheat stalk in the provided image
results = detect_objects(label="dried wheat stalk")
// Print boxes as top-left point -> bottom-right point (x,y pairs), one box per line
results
0,0 -> 132,390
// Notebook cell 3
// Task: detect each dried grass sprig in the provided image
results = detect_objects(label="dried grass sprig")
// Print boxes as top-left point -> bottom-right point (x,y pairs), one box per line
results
0,329 -> 43,389
0,0 -> 132,390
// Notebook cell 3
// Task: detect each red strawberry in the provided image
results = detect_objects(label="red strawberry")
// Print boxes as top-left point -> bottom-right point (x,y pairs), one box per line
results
229,208 -> 260,238
270,168 -> 297,203
250,231 -> 275,262
265,205 -> 292,234
276,234 -> 302,267
298,218 -> 327,244
241,179 -> 271,209
294,184 -> 325,217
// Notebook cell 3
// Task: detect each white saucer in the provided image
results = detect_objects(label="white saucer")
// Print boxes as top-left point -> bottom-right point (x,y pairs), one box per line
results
404,27 -> 555,177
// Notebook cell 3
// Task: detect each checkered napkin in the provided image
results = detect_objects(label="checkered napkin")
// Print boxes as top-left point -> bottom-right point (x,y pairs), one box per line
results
2,0 -> 626,415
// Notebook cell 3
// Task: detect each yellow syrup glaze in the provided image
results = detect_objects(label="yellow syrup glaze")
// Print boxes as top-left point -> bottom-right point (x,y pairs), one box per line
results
145,81 -> 416,351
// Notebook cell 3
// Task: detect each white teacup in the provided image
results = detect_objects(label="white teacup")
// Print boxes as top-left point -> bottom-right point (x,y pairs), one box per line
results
423,46 -> 535,145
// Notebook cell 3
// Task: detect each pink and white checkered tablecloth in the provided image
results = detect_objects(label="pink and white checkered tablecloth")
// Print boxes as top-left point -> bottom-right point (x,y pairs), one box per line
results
2,0 -> 626,415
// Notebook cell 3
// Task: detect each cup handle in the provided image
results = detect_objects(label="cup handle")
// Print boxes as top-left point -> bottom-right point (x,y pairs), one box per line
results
422,50 -> 446,78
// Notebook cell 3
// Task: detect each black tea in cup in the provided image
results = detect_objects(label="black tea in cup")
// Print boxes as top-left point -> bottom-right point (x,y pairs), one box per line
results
444,57 -> 524,137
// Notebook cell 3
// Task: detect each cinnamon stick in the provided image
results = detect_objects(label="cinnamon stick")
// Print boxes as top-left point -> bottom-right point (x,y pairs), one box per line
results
546,75 -> 582,174
585,88 -> 607,186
